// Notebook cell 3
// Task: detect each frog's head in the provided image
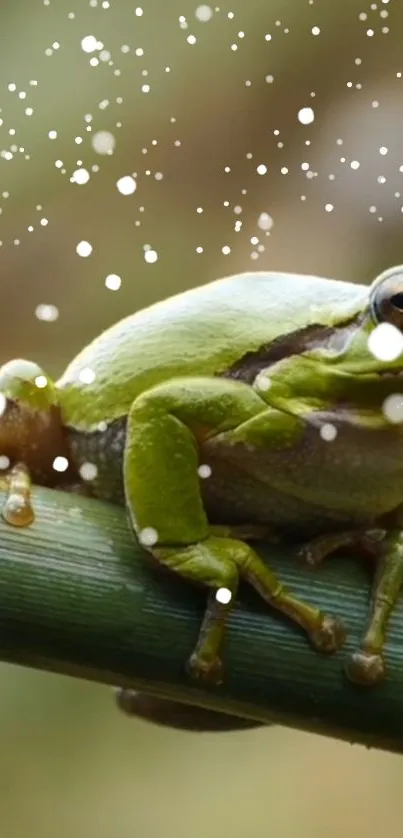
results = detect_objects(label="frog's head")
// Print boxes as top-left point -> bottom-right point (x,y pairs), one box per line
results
0,359 -> 72,483
336,265 -> 403,385
303,265 -> 403,383
263,266 -> 403,420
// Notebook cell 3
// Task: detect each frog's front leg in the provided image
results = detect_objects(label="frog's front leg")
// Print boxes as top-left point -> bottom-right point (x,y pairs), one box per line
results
124,375 -> 346,684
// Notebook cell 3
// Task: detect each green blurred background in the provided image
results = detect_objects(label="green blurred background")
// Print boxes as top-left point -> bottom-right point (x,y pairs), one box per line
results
1,0 -> 403,836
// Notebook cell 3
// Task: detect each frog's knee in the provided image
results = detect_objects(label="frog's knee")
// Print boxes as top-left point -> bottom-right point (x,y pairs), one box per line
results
153,538 -> 240,592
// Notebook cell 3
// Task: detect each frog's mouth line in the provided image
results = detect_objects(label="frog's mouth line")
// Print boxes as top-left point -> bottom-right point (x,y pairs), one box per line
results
224,320 -> 360,385
378,370 -> 403,378
351,369 -> 403,381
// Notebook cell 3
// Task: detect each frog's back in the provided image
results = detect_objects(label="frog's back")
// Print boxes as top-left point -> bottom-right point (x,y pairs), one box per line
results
57,271 -> 368,428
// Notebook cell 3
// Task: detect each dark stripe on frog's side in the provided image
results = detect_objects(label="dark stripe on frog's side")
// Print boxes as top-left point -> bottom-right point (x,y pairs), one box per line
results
221,319 -> 361,383
67,417 -> 127,504
65,319 -> 361,506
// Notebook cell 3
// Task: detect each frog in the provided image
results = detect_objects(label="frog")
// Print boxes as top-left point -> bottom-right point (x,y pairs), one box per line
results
1,264 -> 403,728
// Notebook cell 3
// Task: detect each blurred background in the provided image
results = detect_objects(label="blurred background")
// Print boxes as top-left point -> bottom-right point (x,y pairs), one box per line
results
1,0 -> 403,835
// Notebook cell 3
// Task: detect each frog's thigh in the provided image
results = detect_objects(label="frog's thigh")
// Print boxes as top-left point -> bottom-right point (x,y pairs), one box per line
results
123,375 -> 269,544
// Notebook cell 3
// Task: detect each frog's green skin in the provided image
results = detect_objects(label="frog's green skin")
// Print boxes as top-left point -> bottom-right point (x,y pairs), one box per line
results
2,265 -> 403,728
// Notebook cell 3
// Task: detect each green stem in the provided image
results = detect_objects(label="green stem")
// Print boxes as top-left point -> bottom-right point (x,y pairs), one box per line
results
1,482 -> 403,752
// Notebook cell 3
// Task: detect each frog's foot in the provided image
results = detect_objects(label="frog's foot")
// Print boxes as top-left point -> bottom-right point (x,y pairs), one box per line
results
115,688 -> 264,730
308,614 -> 347,653
187,651 -> 224,685
151,534 -> 347,689
344,650 -> 385,686
299,529 -> 385,568
2,463 -> 34,527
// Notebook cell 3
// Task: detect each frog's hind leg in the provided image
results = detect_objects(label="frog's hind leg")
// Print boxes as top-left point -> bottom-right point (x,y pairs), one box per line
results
299,526 -> 403,685
344,531 -> 403,686
298,529 -> 383,567
123,375 -> 346,684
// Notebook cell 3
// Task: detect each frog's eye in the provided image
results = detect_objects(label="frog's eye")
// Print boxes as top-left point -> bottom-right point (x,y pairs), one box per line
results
370,267 -> 403,330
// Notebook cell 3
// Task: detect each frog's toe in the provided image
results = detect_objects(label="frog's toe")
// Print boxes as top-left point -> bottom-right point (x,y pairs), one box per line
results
344,650 -> 385,686
308,614 -> 347,653
187,652 -> 224,685
298,543 -> 325,567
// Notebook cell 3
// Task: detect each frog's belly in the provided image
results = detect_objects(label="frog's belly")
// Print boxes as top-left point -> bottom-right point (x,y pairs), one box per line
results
68,415 -> 403,540
201,418 -> 403,537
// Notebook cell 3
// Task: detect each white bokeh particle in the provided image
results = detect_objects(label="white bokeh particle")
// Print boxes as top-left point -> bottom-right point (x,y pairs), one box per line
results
383,394 -> 403,424
139,527 -> 159,546
298,107 -> 315,125
81,35 -> 98,53
368,323 -> 403,362
144,249 -> 158,263
116,175 -> 137,195
79,462 -> 99,481
76,240 -> 93,257
35,303 -> 59,322
72,168 -> 90,185
195,5 -> 213,21
79,367 -> 96,384
0,393 -> 7,418
257,212 -> 273,231
254,373 -> 271,391
92,130 -> 116,155
320,423 -> 337,442
105,274 -> 122,290
216,587 -> 232,605
198,464 -> 212,479
53,456 -> 69,473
